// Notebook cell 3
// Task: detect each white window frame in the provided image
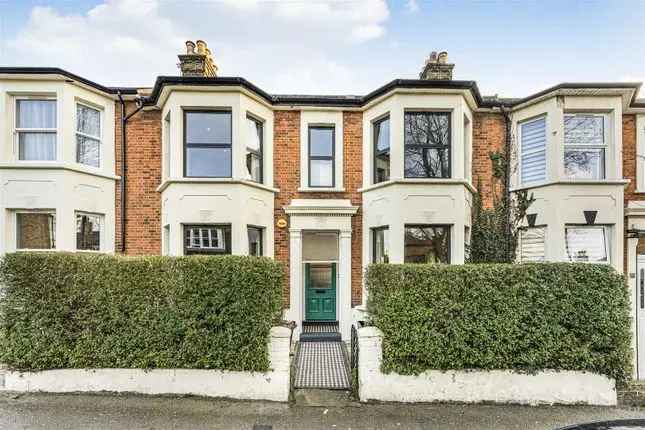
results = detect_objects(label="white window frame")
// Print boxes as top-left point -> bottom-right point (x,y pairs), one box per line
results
563,113 -> 609,180
14,96 -> 58,162
518,115 -> 547,185
75,211 -> 104,252
565,225 -> 611,264
75,101 -> 103,169
15,209 -> 57,251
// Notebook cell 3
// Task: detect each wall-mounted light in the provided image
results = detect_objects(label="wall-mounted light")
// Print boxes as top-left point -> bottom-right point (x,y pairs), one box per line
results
526,213 -> 537,227
583,210 -> 598,225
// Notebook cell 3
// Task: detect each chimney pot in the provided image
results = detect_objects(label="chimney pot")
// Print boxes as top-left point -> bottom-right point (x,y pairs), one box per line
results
420,50 -> 454,80
185,40 -> 195,55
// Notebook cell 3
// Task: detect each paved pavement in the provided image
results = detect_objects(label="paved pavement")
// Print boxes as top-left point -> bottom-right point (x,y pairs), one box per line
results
2,392 -> 645,430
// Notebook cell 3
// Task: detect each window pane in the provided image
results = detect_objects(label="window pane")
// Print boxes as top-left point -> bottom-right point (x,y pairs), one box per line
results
17,212 -> 55,249
564,148 -> 605,179
76,213 -> 101,251
246,117 -> 262,151
18,132 -> 56,161
374,118 -> 390,183
520,228 -> 545,262
303,232 -> 338,261
310,159 -> 333,187
404,146 -> 450,178
186,146 -> 231,177
404,112 -> 450,146
310,264 -> 332,289
310,127 -> 334,157
248,227 -> 263,256
77,104 -> 100,137
564,115 -> 604,145
373,228 -> 389,263
404,226 -> 450,264
565,227 -> 608,263
184,225 -> 231,255
185,111 -> 231,144
17,100 -> 56,129
77,135 -> 100,167
246,152 -> 262,182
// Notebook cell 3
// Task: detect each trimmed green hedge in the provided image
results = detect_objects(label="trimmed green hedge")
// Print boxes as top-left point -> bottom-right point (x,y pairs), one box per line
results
366,263 -> 631,382
0,253 -> 283,372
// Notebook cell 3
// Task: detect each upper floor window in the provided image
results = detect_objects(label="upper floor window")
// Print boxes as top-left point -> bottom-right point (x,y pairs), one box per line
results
16,99 -> 57,161
373,116 -> 390,183
76,104 -> 101,168
16,211 -> 56,250
308,126 -> 335,187
163,112 -> 171,179
404,112 -> 451,178
246,115 -> 263,183
519,116 -> 546,185
183,224 -> 231,255
404,225 -> 450,264
184,110 -> 232,178
564,114 -> 606,180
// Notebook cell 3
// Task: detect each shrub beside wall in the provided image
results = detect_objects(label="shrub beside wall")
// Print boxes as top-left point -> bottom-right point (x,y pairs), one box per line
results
0,253 -> 283,372
366,263 -> 631,382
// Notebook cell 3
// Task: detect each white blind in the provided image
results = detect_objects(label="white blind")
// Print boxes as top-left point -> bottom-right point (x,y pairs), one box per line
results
520,228 -> 545,262
565,227 -> 609,263
520,117 -> 546,184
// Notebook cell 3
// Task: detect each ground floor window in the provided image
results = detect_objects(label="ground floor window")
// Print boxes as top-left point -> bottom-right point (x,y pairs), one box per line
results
519,227 -> 545,262
183,224 -> 231,255
247,226 -> 263,256
404,225 -> 450,264
16,211 -> 56,250
565,225 -> 609,263
372,226 -> 389,263
76,212 -> 102,251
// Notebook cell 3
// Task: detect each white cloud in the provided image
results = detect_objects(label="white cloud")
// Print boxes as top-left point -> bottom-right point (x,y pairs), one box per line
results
406,0 -> 420,13
1,0 -> 392,93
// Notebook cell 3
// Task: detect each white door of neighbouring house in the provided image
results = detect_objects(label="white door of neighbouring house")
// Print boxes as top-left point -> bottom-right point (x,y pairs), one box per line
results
637,255 -> 645,379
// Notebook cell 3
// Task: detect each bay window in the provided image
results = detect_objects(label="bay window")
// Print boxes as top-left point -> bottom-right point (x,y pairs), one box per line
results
16,99 -> 57,161
373,116 -> 390,183
565,226 -> 609,263
372,226 -> 389,263
404,112 -> 451,178
76,104 -> 101,167
16,211 -> 56,250
308,126 -> 335,187
519,116 -> 547,185
184,224 -> 231,255
404,225 -> 450,263
564,114 -> 606,179
246,115 -> 263,183
184,110 -> 232,178
76,212 -> 102,251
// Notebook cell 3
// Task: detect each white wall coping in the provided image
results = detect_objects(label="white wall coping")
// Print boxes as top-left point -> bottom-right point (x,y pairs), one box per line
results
0,327 -> 291,402
357,326 -> 617,406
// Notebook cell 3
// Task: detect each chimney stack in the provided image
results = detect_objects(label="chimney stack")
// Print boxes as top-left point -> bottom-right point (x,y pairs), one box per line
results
419,51 -> 454,80
177,40 -> 218,77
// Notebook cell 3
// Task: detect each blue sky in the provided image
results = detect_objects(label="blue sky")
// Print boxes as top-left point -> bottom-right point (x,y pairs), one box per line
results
1,0 -> 644,97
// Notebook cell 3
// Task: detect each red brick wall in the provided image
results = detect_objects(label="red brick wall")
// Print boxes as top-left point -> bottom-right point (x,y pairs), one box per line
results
621,114 -> 645,264
273,111 -> 363,307
114,101 -> 162,255
472,112 -> 506,209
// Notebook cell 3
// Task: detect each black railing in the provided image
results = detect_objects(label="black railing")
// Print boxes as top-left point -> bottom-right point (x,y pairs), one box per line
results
350,321 -> 363,395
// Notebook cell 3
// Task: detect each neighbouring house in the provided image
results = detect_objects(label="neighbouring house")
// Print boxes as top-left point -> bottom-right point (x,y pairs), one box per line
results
1,42 -> 645,378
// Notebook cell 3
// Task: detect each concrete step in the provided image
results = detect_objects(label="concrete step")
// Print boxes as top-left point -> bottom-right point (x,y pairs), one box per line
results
299,332 -> 341,342
294,388 -> 353,407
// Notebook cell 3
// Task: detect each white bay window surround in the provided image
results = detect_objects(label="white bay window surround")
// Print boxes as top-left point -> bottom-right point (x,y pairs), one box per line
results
299,111 -> 343,192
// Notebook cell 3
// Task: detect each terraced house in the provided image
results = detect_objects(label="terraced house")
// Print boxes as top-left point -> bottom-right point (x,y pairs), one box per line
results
2,42 -> 645,377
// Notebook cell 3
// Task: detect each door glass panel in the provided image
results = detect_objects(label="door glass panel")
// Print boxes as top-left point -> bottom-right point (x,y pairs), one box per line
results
310,264 -> 332,289
302,232 -> 338,261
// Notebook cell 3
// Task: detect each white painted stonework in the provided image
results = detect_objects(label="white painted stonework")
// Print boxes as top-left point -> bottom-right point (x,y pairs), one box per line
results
357,326 -> 617,406
0,326 -> 291,402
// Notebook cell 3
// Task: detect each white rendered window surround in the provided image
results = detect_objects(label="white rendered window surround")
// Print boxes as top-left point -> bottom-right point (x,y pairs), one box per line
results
76,103 -> 102,168
519,115 -> 547,185
637,115 -> 645,192
14,98 -> 57,161
299,111 -> 344,191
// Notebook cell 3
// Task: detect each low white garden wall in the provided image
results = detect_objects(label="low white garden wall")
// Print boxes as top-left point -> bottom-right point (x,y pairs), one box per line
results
0,326 -> 291,402
357,326 -> 617,406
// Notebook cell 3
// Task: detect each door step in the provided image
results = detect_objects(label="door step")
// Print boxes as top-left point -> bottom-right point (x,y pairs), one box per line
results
300,321 -> 340,342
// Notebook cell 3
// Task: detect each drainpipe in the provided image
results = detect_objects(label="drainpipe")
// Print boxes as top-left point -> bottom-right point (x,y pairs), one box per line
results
116,92 -> 144,253
501,105 -> 513,261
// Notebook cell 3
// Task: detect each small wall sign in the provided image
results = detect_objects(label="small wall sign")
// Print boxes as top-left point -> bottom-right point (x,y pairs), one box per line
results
276,218 -> 288,229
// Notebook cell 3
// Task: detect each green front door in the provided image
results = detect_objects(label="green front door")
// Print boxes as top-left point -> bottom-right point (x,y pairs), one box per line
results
305,263 -> 336,321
